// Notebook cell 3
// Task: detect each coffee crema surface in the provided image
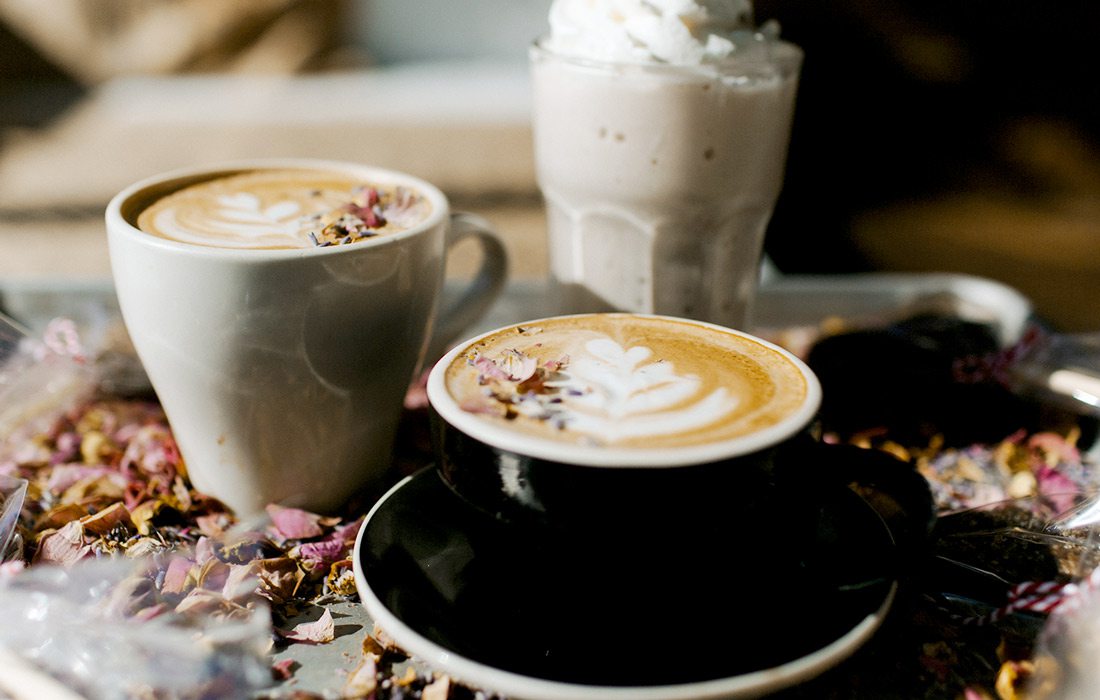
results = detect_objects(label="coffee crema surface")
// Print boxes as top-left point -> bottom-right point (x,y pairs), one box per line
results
444,315 -> 809,449
137,169 -> 432,249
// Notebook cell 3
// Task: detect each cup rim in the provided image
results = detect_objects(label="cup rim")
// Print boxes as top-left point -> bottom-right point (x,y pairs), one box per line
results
427,313 -> 823,468
105,158 -> 450,259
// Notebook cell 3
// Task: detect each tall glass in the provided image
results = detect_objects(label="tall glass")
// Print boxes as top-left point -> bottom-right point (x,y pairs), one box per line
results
530,37 -> 801,329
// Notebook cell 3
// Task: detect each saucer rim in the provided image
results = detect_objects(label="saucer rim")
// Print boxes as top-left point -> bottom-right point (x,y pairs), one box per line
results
352,470 -> 898,700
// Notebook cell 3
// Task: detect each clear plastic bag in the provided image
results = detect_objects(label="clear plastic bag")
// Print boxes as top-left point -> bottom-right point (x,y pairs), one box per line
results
0,474 -> 27,563
0,312 -> 276,698
929,495 -> 1097,628
0,312 -> 99,463
0,557 -> 273,699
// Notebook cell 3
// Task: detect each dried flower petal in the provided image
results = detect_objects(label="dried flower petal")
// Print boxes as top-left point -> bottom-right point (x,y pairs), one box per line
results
80,502 -> 131,536
271,658 -> 297,681
266,504 -> 324,540
34,520 -> 90,565
281,607 -> 335,644
343,653 -> 377,697
161,555 -> 195,595
423,676 -> 451,700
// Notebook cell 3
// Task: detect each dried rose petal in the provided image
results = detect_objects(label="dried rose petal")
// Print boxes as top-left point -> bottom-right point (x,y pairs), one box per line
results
1036,465 -> 1080,514
256,557 -> 304,603
266,504 -> 324,540
499,349 -> 538,382
34,520 -> 91,565
543,355 -> 570,372
222,561 -> 262,602
80,502 -> 131,536
281,607 -> 335,644
423,676 -> 451,700
343,653 -> 377,697
161,555 -> 195,595
473,355 -> 512,382
196,558 -> 231,591
298,539 -> 346,570
271,658 -> 297,681
1029,432 -> 1081,466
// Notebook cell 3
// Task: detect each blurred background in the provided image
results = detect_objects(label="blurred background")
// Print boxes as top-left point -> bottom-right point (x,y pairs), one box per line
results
0,0 -> 1098,329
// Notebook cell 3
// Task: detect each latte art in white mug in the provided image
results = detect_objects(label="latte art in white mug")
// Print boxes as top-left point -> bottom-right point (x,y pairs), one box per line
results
137,169 -> 431,249
445,314 -> 808,449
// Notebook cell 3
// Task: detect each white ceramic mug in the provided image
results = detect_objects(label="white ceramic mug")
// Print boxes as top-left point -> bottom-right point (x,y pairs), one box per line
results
106,159 -> 507,516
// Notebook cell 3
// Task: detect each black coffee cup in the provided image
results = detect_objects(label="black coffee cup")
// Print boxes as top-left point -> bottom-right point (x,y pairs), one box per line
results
425,313 -> 829,528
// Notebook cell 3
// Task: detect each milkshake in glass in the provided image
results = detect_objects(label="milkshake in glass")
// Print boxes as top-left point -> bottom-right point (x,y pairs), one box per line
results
531,0 -> 801,328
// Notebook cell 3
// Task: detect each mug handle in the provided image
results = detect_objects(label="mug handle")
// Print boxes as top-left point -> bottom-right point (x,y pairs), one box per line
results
426,212 -> 509,362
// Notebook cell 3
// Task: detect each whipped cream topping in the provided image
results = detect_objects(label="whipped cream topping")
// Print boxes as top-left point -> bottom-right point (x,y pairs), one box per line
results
546,0 -> 755,64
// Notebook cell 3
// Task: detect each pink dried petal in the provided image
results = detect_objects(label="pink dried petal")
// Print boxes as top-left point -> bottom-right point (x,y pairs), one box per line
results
499,350 -> 537,382
343,654 -> 377,697
195,513 -> 231,539
120,425 -> 181,484
195,536 -> 217,565
282,607 -> 335,644
1029,432 -> 1081,465
267,504 -> 324,540
198,559 -> 231,591
161,555 -> 195,595
542,355 -> 570,372
298,539 -> 346,569
271,658 -> 297,681
222,561 -> 262,602
1036,466 -> 1080,514
423,676 -> 451,700
46,464 -> 118,493
458,398 -> 504,416
50,432 -> 82,465
331,517 -> 363,543
0,561 -> 25,580
132,603 -> 169,622
174,588 -> 230,616
473,355 -> 511,382
34,520 -> 91,566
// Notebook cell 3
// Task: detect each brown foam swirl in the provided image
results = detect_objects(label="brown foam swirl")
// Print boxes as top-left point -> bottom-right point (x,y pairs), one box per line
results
137,169 -> 431,249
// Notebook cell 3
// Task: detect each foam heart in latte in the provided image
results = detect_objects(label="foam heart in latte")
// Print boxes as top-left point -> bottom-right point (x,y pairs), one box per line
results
440,314 -> 813,452
137,168 -> 432,249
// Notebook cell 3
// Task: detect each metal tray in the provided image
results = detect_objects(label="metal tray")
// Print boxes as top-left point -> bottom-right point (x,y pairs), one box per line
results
0,271 -> 1083,697
0,272 -> 1036,346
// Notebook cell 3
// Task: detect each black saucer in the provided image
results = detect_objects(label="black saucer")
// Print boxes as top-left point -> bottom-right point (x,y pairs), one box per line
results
353,468 -> 897,699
